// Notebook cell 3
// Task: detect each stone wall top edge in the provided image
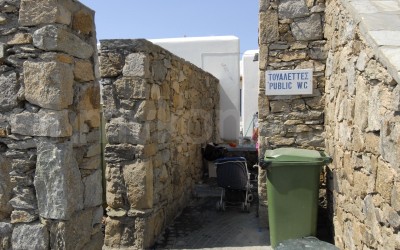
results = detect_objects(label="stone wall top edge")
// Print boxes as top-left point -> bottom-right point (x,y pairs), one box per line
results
73,0 -> 95,14
99,38 -> 220,82
340,0 -> 400,85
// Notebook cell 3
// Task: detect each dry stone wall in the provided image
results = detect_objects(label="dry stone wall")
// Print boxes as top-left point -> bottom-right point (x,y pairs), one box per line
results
258,0 -> 327,227
0,0 -> 102,249
99,39 -> 219,249
325,1 -> 400,249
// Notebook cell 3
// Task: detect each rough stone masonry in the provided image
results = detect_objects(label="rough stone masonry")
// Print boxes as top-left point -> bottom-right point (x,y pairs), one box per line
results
258,0 -> 327,228
0,0 -> 102,249
324,0 -> 400,249
99,39 -> 219,249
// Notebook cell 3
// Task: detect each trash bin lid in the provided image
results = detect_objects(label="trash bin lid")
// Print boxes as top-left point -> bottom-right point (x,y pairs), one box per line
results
263,147 -> 331,165
275,237 -> 339,250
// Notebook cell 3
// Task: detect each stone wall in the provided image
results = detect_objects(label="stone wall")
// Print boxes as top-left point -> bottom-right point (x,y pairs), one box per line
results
99,39 -> 219,249
325,1 -> 400,249
258,0 -> 327,227
0,0 -> 102,249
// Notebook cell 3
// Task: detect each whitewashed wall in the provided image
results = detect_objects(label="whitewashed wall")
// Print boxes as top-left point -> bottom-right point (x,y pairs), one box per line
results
151,36 -> 241,141
241,50 -> 259,138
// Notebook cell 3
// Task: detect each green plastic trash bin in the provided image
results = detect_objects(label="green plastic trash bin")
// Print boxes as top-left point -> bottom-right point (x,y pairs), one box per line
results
263,148 -> 332,248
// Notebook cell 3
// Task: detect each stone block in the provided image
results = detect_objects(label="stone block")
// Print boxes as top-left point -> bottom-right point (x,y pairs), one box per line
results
381,116 -> 400,168
74,59 -> 95,82
48,209 -> 93,250
104,144 -> 137,163
123,160 -> 153,209
8,33 -> 32,45
354,76 -> 369,131
75,81 -> 100,110
291,14 -> 323,41
376,158 -> 396,203
367,86 -> 382,132
150,84 -> 161,100
106,118 -> 150,144
278,0 -> 310,19
99,53 -> 123,77
0,155 -> 12,219
392,181 -> 400,211
0,222 -> 12,250
105,166 -> 126,209
123,53 -> 149,77
12,223 -> 49,250
10,109 -> 72,137
115,77 -> 150,100
270,101 -> 290,113
152,60 -> 167,84
0,70 -> 19,113
135,100 -> 157,121
33,25 -> 93,59
19,0 -> 71,26
72,9 -> 94,35
363,195 -> 383,244
34,140 -> 84,220
104,217 -> 135,248
8,186 -> 37,210
24,61 -> 73,110
10,210 -> 38,223
259,10 -> 279,44
83,170 -> 103,208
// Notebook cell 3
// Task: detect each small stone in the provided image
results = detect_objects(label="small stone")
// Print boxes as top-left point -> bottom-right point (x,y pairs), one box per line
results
0,14 -> 6,25
8,33 -> 32,45
19,0 -> 71,26
11,210 -> 38,223
74,59 -> 94,82
123,53 -> 149,77
72,9 -> 94,35
12,223 -> 49,250
33,25 -> 93,59
83,170 -> 103,208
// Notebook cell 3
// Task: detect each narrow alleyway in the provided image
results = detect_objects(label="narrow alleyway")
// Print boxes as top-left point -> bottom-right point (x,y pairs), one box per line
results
153,196 -> 271,250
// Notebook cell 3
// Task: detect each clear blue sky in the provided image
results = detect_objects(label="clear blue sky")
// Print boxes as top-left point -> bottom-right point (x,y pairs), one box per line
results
79,0 -> 259,55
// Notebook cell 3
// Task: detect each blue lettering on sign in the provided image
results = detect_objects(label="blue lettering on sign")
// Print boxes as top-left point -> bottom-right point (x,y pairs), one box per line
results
269,82 -> 292,90
297,82 -> 308,89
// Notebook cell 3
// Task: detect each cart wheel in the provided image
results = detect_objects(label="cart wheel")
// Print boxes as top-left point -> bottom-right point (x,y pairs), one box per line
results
247,193 -> 253,203
246,203 -> 251,213
221,201 -> 226,211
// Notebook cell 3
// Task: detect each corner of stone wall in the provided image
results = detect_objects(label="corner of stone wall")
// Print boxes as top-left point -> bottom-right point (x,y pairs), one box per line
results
99,39 -> 219,249
258,0 -> 327,228
324,1 -> 400,249
0,1 -> 102,249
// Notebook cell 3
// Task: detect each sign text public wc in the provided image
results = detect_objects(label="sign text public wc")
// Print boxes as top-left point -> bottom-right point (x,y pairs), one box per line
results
265,69 -> 313,95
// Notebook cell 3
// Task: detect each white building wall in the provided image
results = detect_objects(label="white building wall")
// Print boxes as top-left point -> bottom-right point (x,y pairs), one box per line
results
241,50 -> 259,138
150,36 -> 241,141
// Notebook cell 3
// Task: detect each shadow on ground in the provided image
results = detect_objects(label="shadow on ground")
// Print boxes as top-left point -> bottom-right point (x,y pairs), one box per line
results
153,196 -> 271,250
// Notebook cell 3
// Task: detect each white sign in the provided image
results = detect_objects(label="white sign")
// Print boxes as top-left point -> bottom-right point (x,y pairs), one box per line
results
265,69 -> 313,96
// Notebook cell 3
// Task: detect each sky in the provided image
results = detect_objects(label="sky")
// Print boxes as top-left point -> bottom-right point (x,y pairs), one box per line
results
79,0 -> 259,56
